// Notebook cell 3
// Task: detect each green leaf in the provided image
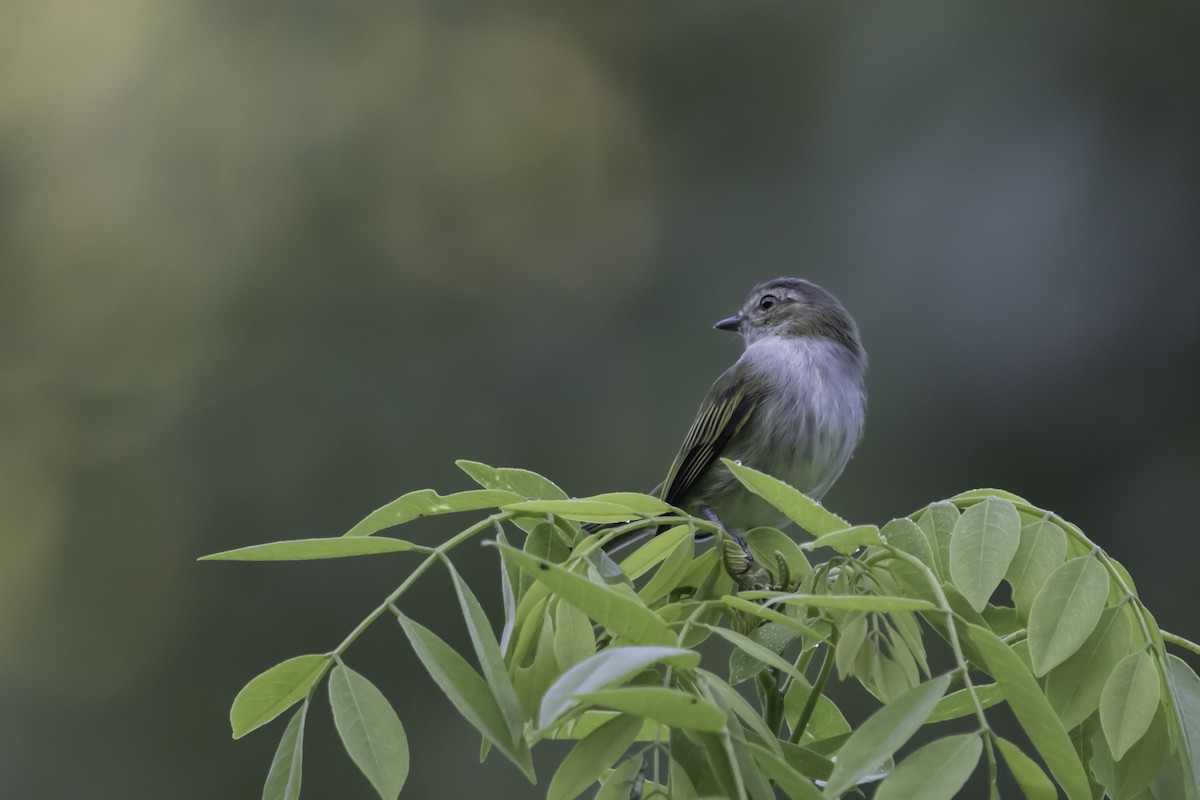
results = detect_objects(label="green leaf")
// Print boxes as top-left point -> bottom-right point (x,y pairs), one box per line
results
1165,655 -> 1200,800
576,687 -> 726,732
262,703 -> 306,800
582,492 -> 673,516
1005,518 -> 1068,618
231,654 -> 332,739
637,532 -> 693,605
547,714 -> 643,800
344,488 -> 523,536
1027,556 -> 1110,676
995,736 -> 1057,800
745,527 -> 813,590
882,518 -> 935,568
203,537 -> 421,561
873,733 -> 982,800
720,595 -> 827,642
1045,605 -> 1133,729
917,502 -> 959,580
553,600 -> 596,672
539,646 -> 700,729
701,624 -> 806,684
739,591 -> 936,612
504,499 -> 643,523
968,623 -> 1092,800
821,673 -> 952,797
496,543 -> 674,647
722,459 -> 849,535
1101,650 -> 1161,760
1111,706 -> 1170,800
328,665 -> 409,800
784,678 -> 852,742
834,614 -> 868,679
594,754 -> 643,800
950,488 -> 1031,504
745,742 -> 825,800
926,682 -> 1005,723
456,459 -> 568,500
444,560 -> 525,744
395,612 -> 534,780
618,525 -> 691,579
729,622 -> 799,685
802,525 -> 883,554
948,496 -> 1021,612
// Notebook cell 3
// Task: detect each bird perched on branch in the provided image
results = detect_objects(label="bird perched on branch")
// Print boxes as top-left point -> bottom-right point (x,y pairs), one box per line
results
604,277 -> 867,552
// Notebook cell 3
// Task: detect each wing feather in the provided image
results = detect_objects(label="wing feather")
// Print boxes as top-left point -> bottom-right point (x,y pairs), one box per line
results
659,366 -> 759,509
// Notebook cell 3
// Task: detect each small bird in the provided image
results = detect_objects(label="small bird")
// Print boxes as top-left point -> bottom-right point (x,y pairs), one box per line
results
605,277 -> 867,551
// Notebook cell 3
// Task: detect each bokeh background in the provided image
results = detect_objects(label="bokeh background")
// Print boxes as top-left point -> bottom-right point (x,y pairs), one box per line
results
3,1 -> 1199,797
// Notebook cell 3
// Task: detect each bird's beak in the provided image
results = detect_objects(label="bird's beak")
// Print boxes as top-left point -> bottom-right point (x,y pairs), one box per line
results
713,314 -> 743,332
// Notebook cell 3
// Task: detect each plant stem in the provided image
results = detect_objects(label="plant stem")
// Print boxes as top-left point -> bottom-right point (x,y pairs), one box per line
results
789,640 -> 835,744
330,512 -> 510,656
1163,630 -> 1200,656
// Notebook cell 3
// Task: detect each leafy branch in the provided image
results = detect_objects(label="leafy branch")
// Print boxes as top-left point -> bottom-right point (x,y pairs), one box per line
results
204,460 -> 1200,800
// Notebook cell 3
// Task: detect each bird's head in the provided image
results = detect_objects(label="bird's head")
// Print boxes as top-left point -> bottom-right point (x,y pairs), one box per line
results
714,277 -> 864,359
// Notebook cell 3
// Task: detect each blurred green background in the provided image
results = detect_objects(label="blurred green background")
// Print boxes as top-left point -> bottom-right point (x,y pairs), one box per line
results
3,1 -> 1199,797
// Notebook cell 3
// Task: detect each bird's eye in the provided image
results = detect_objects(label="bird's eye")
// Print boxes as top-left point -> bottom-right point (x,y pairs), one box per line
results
758,295 -> 777,310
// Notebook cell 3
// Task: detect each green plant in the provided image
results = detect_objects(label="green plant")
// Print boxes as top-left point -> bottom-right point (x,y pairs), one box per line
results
205,459 -> 1200,800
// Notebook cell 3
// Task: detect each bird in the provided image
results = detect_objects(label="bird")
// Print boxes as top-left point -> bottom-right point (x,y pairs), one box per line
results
603,277 -> 867,553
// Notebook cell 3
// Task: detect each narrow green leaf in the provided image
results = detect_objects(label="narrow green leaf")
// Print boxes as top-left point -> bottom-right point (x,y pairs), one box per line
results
539,646 -> 700,729
1165,654 -> 1200,800
443,560 -> 525,744
802,525 -> 883,554
637,533 -> 693,605
547,714 -> 643,800
582,492 -> 673,516
701,624 -> 807,684
262,703 -> 306,800
926,682 -> 1005,723
618,525 -> 691,580
231,654 -> 332,739
576,687 -> 726,732
496,543 -> 674,647
917,502 -> 959,580
1028,556 -> 1110,676
203,537 -> 420,561
504,499 -> 643,523
720,595 -> 826,642
995,736 -> 1057,800
553,600 -> 596,672
1006,518 -> 1068,617
722,459 -> 849,535
834,614 -> 868,679
873,733 -> 982,800
729,622 -> 799,685
1101,650 -> 1161,760
949,496 -> 1021,612
740,591 -> 936,612
395,612 -> 534,780
328,665 -> 409,800
745,742 -> 825,800
344,488 -> 522,536
497,528 -> 517,655
821,673 -> 952,797
456,459 -> 568,500
968,623 -> 1092,800
1045,605 -> 1133,729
